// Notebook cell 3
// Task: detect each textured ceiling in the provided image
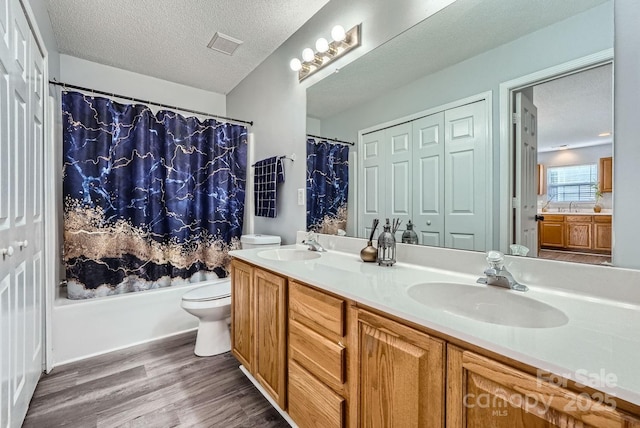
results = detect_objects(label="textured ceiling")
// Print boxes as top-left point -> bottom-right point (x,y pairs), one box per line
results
45,0 -> 329,94
307,0 -> 609,119
534,64 -> 612,152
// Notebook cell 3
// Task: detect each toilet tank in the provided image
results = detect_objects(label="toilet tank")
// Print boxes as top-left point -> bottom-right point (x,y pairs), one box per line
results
240,234 -> 281,249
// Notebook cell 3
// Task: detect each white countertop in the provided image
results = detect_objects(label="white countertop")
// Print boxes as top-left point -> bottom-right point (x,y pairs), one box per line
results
230,243 -> 640,407
538,210 -> 612,216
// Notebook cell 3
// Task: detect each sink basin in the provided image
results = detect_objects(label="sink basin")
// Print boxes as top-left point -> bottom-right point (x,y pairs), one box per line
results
257,249 -> 322,261
407,282 -> 568,328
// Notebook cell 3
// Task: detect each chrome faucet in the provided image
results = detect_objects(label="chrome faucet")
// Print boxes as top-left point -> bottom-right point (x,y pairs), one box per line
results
477,251 -> 528,292
302,233 -> 326,252
569,201 -> 575,212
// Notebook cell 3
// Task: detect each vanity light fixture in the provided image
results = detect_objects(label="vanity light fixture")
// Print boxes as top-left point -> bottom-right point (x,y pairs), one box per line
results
289,24 -> 361,82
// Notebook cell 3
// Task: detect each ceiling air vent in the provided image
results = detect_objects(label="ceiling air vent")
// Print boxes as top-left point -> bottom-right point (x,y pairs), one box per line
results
207,32 -> 243,56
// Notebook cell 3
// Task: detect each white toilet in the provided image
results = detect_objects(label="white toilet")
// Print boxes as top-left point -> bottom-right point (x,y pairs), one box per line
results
181,234 -> 281,356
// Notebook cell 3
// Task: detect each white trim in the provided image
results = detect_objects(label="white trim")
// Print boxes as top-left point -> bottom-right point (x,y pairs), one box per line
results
356,91 -> 493,250
54,327 -> 197,367
498,49 -> 614,252
20,0 -> 55,374
239,365 -> 297,427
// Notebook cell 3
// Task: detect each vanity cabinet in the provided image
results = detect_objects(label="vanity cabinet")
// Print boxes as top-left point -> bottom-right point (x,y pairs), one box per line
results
356,310 -> 445,428
230,260 -> 288,409
539,215 -> 611,253
447,346 -> 640,427
287,281 -> 350,428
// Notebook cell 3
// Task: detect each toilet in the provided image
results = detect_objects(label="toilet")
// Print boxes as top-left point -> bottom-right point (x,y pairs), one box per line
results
181,234 -> 281,356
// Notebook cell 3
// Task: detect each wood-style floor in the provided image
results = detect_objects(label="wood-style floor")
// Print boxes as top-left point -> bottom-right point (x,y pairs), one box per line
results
23,331 -> 289,428
538,249 -> 612,266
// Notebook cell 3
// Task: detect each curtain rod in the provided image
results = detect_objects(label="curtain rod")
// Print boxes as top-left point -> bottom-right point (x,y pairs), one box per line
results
307,133 -> 354,146
48,80 -> 254,127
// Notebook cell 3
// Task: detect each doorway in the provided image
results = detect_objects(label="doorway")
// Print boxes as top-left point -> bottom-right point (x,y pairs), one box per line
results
500,51 -> 614,266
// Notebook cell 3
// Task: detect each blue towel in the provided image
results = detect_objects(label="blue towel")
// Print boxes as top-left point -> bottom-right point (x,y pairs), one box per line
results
254,156 -> 285,217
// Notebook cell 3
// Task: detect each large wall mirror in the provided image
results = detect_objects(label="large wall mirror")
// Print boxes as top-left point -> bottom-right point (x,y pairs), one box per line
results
306,0 -> 616,267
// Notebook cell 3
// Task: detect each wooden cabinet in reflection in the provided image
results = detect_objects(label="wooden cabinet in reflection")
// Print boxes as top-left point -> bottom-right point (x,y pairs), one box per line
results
539,215 -> 611,253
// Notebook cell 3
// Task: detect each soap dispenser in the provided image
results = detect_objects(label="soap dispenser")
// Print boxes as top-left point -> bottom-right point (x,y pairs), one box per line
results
401,220 -> 419,244
377,219 -> 396,266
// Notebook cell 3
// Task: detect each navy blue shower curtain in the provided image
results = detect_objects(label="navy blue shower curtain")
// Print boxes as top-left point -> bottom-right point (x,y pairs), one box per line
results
306,138 -> 349,233
62,91 -> 247,299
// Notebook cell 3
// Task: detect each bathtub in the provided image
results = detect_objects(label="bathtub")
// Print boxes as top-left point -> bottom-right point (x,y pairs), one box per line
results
51,279 -> 227,366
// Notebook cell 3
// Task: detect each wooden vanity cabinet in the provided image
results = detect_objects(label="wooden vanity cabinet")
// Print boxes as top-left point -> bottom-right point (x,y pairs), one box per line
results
447,346 -> 640,427
356,309 -> 445,428
287,281 -> 349,428
539,215 -> 565,248
230,260 -> 287,409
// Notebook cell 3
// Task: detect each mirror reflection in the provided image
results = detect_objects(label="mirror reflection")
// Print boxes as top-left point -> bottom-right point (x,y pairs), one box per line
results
306,0 -> 614,266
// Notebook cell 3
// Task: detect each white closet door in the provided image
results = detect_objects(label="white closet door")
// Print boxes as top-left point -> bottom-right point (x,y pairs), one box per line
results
360,129 -> 385,240
0,1 -> 45,426
385,123 -> 412,241
412,113 -> 444,247
444,101 -> 488,251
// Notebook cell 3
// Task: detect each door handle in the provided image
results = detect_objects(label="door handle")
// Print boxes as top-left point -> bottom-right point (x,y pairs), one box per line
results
535,215 -> 545,221
16,240 -> 28,249
1,246 -> 14,258
426,220 -> 431,226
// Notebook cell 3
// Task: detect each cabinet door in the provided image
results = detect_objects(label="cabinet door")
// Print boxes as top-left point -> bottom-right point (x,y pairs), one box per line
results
447,346 -> 640,427
357,310 -> 445,428
594,223 -> 612,251
231,260 -> 254,371
599,156 -> 613,193
565,222 -> 592,250
254,268 -> 287,409
539,221 -> 564,248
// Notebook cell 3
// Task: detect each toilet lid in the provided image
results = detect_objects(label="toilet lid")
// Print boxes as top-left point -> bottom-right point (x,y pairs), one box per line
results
182,280 -> 231,302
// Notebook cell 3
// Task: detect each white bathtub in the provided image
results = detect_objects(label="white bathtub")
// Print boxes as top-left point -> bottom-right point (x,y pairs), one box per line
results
51,279 -> 227,366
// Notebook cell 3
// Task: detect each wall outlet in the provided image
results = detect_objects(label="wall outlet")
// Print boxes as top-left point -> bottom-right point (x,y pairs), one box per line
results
297,188 -> 305,206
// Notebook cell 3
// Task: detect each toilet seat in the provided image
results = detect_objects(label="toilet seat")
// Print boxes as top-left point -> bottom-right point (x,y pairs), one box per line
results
182,280 -> 231,302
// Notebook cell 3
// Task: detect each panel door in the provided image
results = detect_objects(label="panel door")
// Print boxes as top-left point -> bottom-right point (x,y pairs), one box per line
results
357,310 -> 445,428
447,347 -> 640,427
230,260 -> 254,371
412,113 -> 445,247
0,1 -> 45,426
444,101 -> 488,251
385,123 -> 412,242
515,92 -> 539,256
254,268 -> 287,409
565,222 -> 592,250
360,130 -> 385,240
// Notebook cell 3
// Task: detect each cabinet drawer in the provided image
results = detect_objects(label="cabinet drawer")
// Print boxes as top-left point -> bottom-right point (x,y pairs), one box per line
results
594,215 -> 612,223
566,215 -> 592,222
289,361 -> 345,428
541,214 -> 564,222
290,319 -> 345,387
290,281 -> 345,338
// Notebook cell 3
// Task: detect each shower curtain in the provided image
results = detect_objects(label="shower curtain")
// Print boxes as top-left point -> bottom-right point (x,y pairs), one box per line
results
306,138 -> 349,233
62,91 -> 247,299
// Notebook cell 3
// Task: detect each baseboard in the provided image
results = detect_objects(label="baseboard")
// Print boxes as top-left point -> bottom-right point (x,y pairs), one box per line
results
53,327 -> 197,368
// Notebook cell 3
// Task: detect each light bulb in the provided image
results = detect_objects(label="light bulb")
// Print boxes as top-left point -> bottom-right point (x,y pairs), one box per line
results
315,37 -> 329,53
302,48 -> 315,62
331,25 -> 346,42
290,58 -> 302,71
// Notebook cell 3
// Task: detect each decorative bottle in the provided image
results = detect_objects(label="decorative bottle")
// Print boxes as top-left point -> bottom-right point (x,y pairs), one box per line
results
377,219 -> 396,266
401,220 -> 419,245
